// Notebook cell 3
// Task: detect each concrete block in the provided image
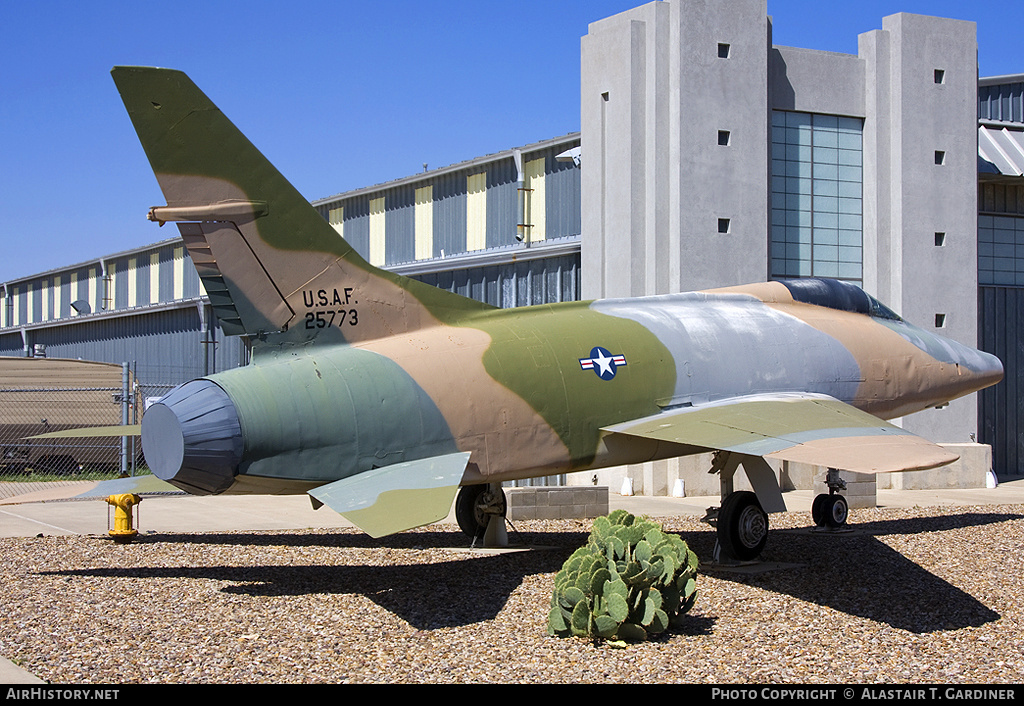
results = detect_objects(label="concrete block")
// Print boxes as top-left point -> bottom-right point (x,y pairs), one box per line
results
506,486 -> 609,521
812,470 -> 876,509
876,443 -> 992,490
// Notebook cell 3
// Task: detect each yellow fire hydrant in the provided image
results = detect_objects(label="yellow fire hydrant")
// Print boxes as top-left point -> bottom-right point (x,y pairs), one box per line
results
106,493 -> 142,544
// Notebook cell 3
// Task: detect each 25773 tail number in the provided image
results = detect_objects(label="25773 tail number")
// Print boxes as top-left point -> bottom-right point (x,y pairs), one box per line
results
305,309 -> 359,329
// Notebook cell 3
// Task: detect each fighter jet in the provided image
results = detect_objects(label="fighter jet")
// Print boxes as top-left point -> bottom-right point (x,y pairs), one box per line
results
100,67 -> 1001,561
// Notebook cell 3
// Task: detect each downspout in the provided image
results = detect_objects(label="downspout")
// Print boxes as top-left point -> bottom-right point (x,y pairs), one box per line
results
100,259 -> 112,311
514,149 -> 533,247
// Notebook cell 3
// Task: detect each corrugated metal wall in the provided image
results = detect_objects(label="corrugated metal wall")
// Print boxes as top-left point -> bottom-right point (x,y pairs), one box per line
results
26,307 -> 248,388
979,80 -> 1024,123
412,253 -> 581,309
979,286 -> 1024,477
1,240 -> 204,328
1,308 -> 246,390
0,237 -> 239,390
315,135 -> 582,267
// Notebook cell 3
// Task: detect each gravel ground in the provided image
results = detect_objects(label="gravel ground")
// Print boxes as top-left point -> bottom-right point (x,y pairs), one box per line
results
1,504 -> 1023,684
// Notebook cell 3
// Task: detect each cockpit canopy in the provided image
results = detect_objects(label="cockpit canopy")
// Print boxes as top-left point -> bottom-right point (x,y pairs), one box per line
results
777,278 -> 903,322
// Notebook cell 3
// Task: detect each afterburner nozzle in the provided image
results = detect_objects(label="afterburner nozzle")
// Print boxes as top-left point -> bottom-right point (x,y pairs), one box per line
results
141,379 -> 243,495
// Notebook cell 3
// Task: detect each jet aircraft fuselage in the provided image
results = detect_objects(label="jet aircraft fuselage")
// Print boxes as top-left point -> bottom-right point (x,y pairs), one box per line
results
145,278 -> 1001,496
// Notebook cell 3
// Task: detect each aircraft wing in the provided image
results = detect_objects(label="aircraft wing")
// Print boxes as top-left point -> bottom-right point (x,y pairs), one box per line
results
602,393 -> 958,474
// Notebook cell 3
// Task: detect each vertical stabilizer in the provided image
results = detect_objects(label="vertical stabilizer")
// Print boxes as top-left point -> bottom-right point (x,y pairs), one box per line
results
111,66 -> 492,343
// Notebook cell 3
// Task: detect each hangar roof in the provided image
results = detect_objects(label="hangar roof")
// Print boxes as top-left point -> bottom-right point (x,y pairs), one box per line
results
979,122 -> 1024,179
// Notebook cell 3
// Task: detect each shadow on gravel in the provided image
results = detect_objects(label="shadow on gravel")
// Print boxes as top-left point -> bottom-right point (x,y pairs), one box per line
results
691,510 -> 1021,633
34,511 -> 1019,633
37,530 -> 589,630
118,524 -> 592,550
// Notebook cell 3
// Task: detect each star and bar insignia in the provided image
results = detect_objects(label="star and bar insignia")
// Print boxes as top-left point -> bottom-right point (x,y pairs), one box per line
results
579,346 -> 627,380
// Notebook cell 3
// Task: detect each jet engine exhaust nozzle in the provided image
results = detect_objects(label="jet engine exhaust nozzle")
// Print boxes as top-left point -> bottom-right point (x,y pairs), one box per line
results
141,379 -> 243,495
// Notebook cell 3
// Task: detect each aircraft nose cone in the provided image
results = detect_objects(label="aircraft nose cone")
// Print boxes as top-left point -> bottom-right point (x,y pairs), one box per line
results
976,349 -> 1004,389
141,379 -> 243,494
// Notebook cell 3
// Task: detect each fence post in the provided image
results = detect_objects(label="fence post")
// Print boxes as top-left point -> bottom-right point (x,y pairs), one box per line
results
121,362 -> 130,476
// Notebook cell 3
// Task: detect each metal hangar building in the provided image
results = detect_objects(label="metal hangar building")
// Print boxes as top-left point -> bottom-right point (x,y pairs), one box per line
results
0,0 -> 1020,493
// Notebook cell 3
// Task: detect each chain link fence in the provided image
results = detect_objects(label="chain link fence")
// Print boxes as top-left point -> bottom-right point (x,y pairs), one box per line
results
0,363 -> 179,500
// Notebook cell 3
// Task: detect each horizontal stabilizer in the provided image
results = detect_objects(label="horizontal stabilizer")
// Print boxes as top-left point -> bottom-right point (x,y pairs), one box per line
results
28,425 -> 141,439
0,475 -> 180,505
603,393 -> 958,474
308,452 -> 472,538
68,475 -> 181,498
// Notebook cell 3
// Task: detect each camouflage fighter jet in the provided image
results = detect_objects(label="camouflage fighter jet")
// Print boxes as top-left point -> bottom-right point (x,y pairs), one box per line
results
105,67 -> 1002,560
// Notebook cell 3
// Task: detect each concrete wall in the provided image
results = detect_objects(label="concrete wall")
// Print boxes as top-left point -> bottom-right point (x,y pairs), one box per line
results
581,0 -> 770,298
578,0 -> 987,495
860,14 -> 980,445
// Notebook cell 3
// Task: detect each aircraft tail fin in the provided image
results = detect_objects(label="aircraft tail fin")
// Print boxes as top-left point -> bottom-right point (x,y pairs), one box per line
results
111,67 -> 493,343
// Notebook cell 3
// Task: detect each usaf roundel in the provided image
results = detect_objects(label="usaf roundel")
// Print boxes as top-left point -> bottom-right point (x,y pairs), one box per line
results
579,346 -> 627,380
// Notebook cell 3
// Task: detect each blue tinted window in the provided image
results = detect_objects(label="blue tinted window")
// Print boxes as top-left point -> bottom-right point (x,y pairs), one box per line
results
770,112 -> 864,285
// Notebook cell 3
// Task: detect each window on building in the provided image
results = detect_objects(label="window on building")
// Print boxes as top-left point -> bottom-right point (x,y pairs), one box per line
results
717,43 -> 731,59
979,214 -> 1024,286
770,111 -> 864,284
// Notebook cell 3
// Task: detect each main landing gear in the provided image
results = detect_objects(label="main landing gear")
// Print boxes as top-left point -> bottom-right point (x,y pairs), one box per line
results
455,483 -> 508,547
715,490 -> 768,562
707,452 -> 781,563
707,454 -> 851,563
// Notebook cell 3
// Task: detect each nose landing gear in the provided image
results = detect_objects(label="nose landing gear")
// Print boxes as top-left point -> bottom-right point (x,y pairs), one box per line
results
707,456 -> 853,564
811,468 -> 850,529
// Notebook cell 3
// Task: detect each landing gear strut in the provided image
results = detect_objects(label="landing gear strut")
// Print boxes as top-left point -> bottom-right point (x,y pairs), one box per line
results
455,483 -> 507,546
811,468 -> 849,529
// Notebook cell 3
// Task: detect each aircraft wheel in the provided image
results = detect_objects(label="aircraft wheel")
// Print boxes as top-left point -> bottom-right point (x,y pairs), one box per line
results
822,494 -> 849,528
455,484 -> 506,539
811,493 -> 828,526
717,491 -> 768,561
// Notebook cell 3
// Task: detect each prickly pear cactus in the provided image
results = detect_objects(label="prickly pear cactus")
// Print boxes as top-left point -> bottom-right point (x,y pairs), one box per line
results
547,509 -> 698,642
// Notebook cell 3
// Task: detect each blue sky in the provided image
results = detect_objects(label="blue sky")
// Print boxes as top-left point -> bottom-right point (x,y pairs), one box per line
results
2,0 -> 1022,283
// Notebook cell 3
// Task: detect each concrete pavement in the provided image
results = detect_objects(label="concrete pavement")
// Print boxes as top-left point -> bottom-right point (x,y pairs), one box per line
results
2,477 -> 1023,683
5,477 -> 1024,539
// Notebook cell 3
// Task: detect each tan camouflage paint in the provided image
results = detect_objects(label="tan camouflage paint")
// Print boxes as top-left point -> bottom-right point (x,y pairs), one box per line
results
712,281 -> 998,418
